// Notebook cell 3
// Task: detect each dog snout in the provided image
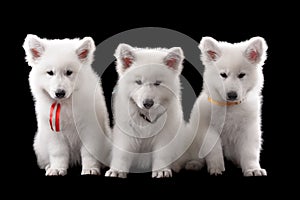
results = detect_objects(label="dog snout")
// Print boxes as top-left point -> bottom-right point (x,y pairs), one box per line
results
227,91 -> 238,101
55,89 -> 66,99
143,99 -> 154,109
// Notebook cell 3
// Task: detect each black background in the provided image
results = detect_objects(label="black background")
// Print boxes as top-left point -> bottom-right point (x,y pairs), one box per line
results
7,1 -> 297,194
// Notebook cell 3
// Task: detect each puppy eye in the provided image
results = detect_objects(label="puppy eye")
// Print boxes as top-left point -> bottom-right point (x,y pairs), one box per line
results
238,73 -> 246,79
135,80 -> 142,85
154,81 -> 161,86
220,72 -> 227,78
66,70 -> 73,76
47,71 -> 54,76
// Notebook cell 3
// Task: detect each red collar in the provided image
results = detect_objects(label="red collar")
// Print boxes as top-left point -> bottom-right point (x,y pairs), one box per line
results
49,102 -> 61,132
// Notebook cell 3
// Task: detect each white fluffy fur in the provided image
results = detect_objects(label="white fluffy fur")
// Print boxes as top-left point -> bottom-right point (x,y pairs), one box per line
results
105,44 -> 185,178
175,37 -> 268,176
23,34 -> 111,176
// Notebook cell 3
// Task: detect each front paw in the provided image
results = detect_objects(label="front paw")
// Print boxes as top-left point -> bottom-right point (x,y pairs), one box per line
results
152,168 -> 172,178
207,162 -> 225,176
81,168 -> 100,175
206,158 -> 225,176
105,169 -> 127,178
244,168 -> 267,176
208,168 -> 224,175
45,168 -> 67,176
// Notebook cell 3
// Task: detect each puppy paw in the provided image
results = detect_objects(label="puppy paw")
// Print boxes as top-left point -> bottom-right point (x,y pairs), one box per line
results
208,168 -> 224,176
45,168 -> 67,176
152,168 -> 172,178
207,160 -> 225,176
105,169 -> 127,178
244,168 -> 267,176
81,168 -> 100,175
185,160 -> 204,171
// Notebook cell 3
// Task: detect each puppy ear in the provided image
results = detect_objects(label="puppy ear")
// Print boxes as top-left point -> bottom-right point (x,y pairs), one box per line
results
199,37 -> 221,62
23,34 -> 45,66
244,37 -> 268,65
76,37 -> 96,64
114,43 -> 135,75
163,47 -> 184,73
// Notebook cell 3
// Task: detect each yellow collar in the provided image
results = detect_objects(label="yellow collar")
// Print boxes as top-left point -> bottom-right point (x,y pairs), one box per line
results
208,97 -> 242,106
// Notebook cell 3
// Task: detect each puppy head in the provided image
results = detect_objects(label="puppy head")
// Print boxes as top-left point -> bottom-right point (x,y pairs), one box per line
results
114,44 -> 184,121
199,36 -> 268,101
23,34 -> 96,100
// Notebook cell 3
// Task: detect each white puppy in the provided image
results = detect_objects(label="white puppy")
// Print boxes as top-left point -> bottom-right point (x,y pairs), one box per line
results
105,44 -> 185,178
178,37 -> 268,176
23,35 -> 111,176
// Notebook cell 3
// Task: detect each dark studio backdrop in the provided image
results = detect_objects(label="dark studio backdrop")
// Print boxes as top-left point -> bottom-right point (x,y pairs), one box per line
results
10,2 -> 296,192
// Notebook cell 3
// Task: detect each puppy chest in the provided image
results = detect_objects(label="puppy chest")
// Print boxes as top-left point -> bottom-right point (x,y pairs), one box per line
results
220,110 -> 249,139
130,138 -> 154,152
59,106 -> 75,130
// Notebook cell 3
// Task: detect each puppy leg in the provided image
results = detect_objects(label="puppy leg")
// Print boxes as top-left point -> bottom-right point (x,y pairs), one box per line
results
237,129 -> 266,176
81,147 -> 101,175
152,151 -> 173,178
152,158 -> 172,178
200,129 -> 225,175
105,148 -> 133,178
105,133 -> 134,178
46,136 -> 69,176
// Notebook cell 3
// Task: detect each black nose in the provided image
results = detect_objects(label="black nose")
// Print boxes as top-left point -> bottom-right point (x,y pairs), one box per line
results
227,91 -> 238,101
55,89 -> 66,99
143,99 -> 154,109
